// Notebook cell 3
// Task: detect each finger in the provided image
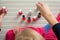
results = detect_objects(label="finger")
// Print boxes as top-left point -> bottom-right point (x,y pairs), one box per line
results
36,3 -> 41,7
36,3 -> 42,11
38,2 -> 45,6
13,27 -> 19,34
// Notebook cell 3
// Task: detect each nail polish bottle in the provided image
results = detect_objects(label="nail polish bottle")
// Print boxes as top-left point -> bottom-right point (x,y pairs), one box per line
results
17,10 -> 23,18
27,17 -> 31,23
18,10 -> 23,16
32,16 -> 37,22
22,15 -> 26,21
37,13 -> 41,18
27,10 -> 32,17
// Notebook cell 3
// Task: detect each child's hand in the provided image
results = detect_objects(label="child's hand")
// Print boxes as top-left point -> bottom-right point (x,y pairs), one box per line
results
0,7 -> 8,16
13,26 -> 20,34
36,2 -> 52,17
13,26 -> 25,34
36,2 -> 58,26
0,7 -> 8,19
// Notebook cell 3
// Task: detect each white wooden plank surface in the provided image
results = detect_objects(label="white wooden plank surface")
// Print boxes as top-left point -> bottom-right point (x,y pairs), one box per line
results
0,0 -> 60,40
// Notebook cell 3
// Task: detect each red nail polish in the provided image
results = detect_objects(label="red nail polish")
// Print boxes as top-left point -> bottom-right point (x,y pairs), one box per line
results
22,15 -> 26,21
32,16 -> 37,22
27,17 -> 31,23
18,10 -> 23,16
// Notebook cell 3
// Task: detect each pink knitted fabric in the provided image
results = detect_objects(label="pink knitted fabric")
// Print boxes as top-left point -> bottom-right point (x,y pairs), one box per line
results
39,27 -> 58,40
5,13 -> 60,40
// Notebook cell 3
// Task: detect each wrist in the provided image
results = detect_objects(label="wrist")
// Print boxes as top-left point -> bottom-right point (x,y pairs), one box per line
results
43,12 -> 53,18
43,13 -> 58,26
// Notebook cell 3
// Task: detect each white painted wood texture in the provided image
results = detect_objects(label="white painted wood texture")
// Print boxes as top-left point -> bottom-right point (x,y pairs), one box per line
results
0,0 -> 60,40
